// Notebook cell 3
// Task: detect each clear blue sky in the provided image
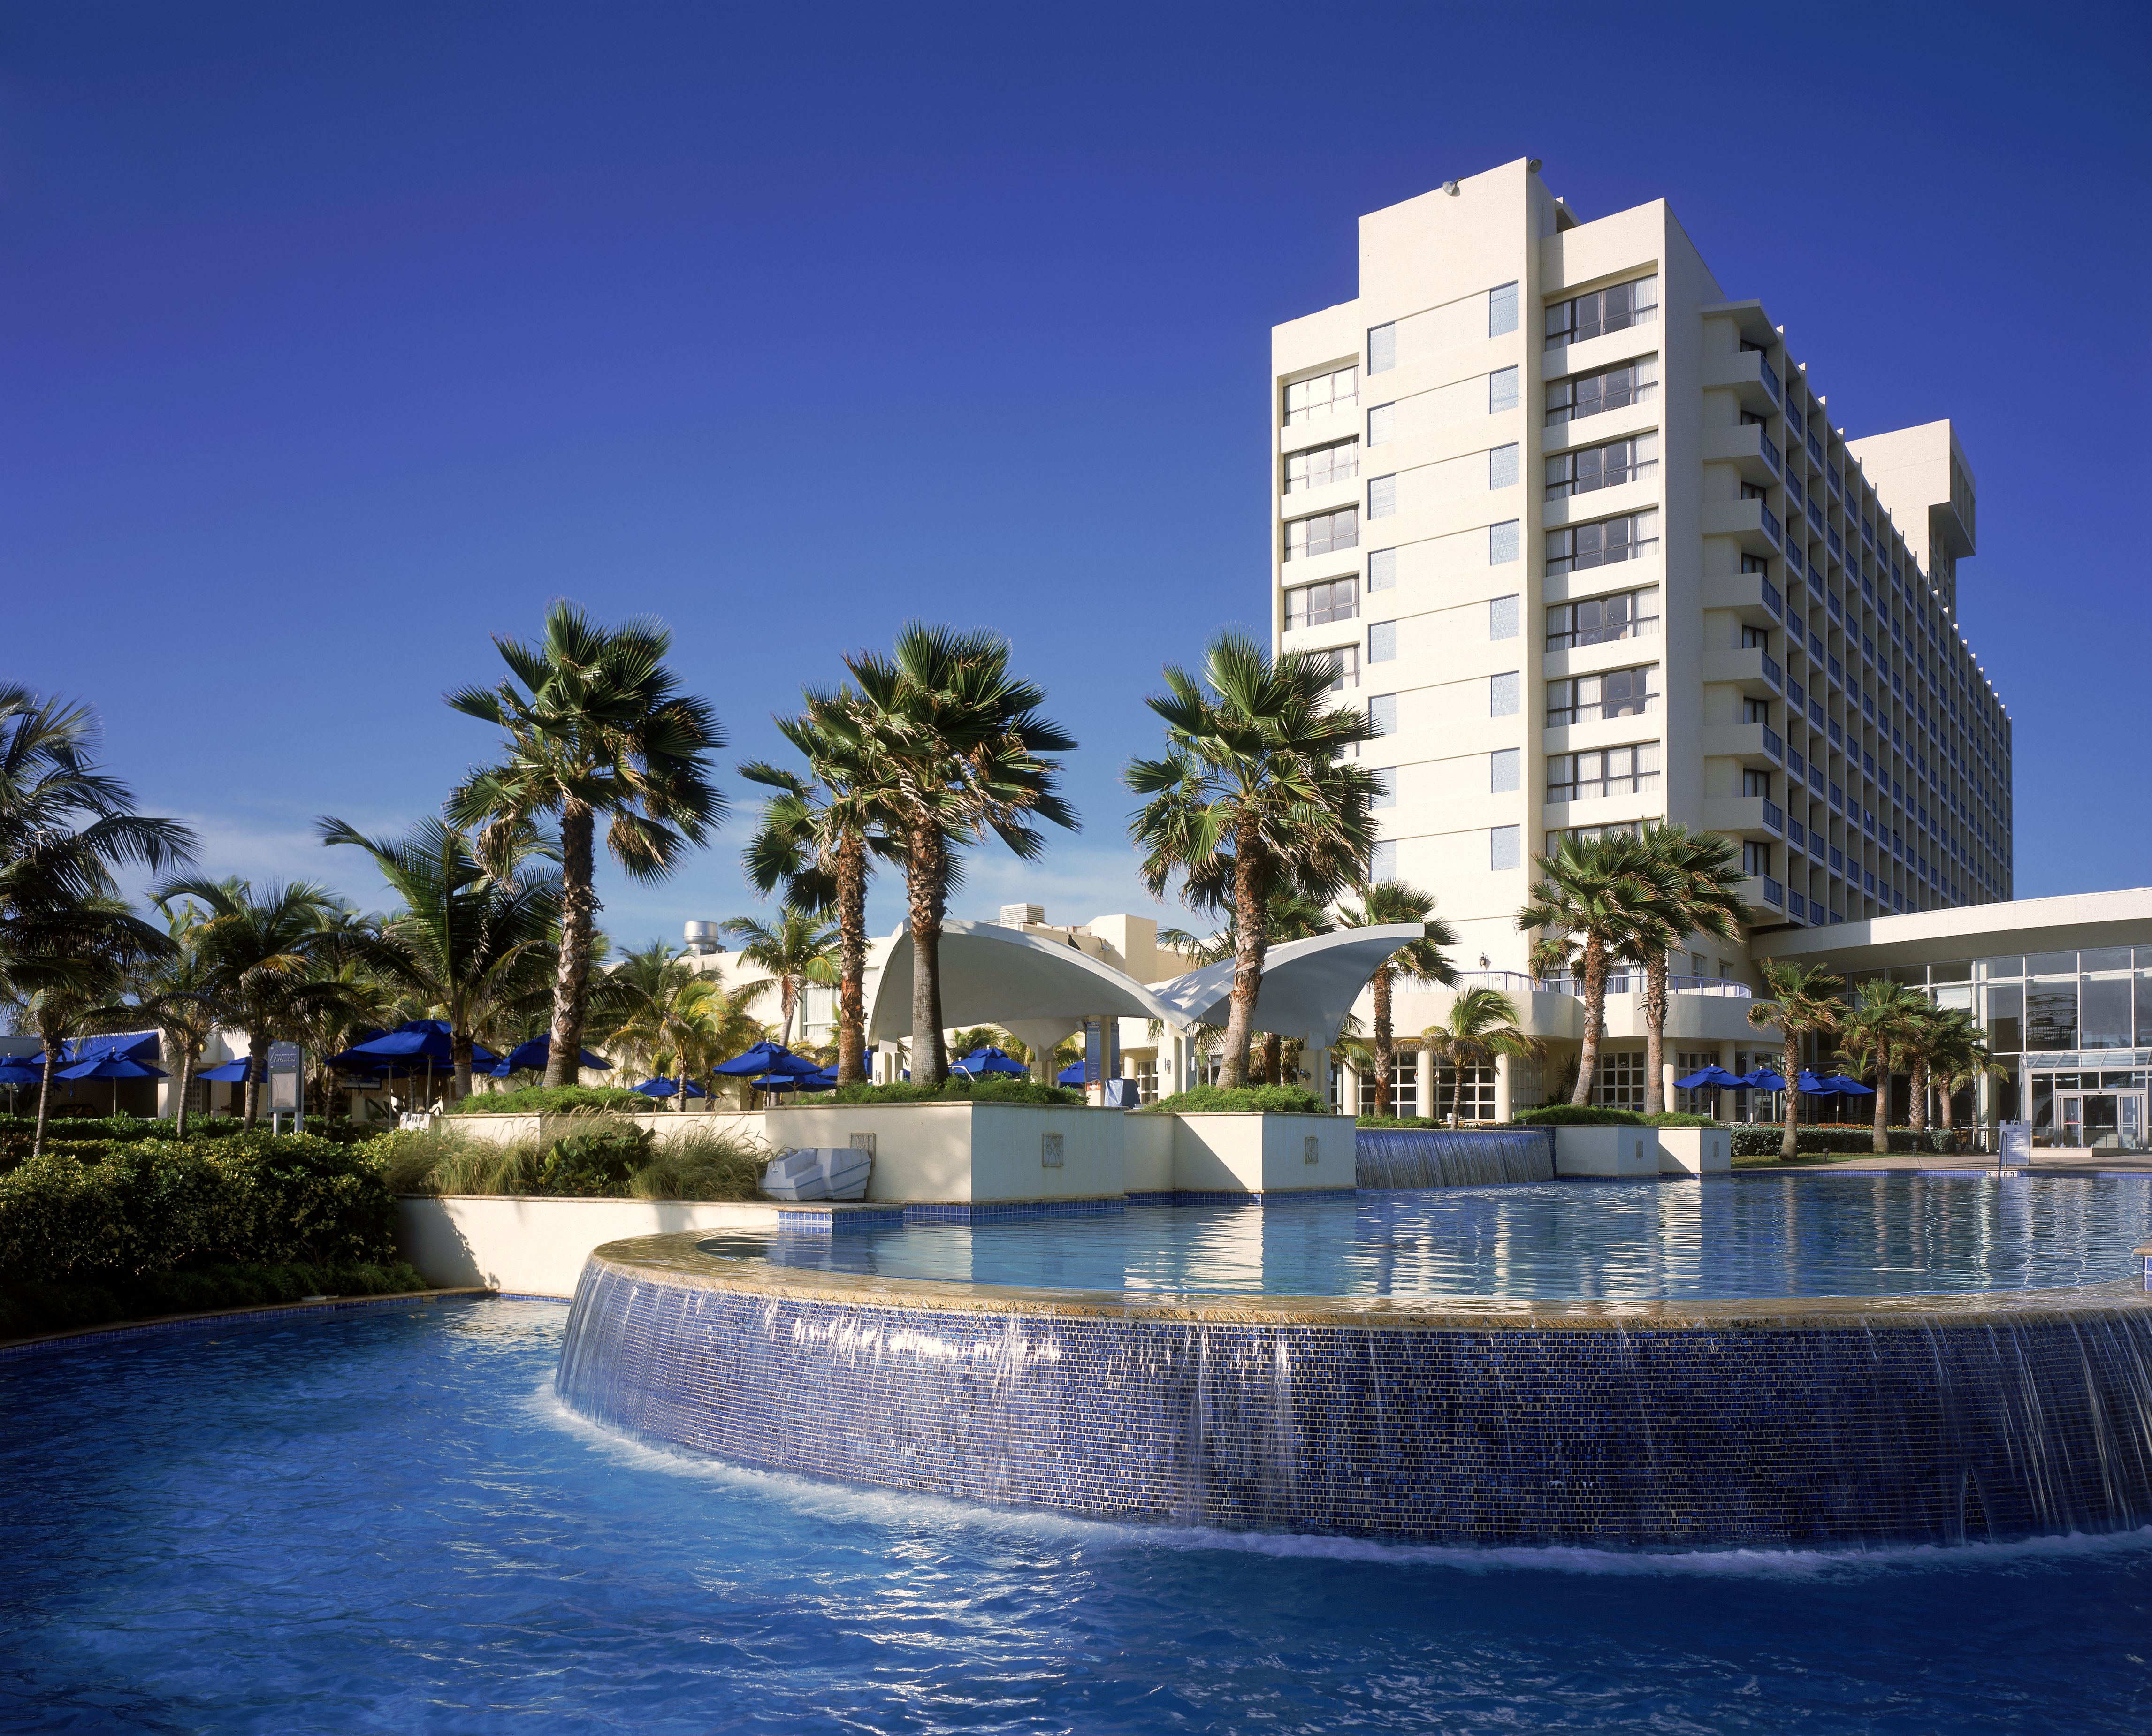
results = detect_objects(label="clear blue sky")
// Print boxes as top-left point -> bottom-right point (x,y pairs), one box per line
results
5,1 -> 2146,952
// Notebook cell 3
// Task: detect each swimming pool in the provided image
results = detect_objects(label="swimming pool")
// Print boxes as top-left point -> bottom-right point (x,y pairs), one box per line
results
727,1173 -> 2152,1301
4,1299 -> 2146,1733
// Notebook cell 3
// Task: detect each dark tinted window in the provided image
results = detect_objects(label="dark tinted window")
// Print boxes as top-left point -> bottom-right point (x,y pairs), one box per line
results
2025,982 -> 2077,1050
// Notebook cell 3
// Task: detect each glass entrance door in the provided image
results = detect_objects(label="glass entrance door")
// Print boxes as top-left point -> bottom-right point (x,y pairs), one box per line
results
2057,1092 -> 2148,1149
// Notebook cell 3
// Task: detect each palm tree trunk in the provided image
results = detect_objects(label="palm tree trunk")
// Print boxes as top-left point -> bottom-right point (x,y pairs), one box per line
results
244,1035 -> 270,1127
1372,964 -> 1394,1117
175,1047 -> 197,1141
834,832 -> 868,1085
1780,1028 -> 1801,1160
31,1041 -> 58,1159
451,1031 -> 473,1101
1451,1053 -> 1468,1125
778,979 -> 797,1048
1908,1059 -> 1928,1134
1217,837 -> 1266,1089
1643,953 -> 1669,1116
547,802 -> 598,1089
1262,1032 -> 1282,1088
1872,1056 -> 1891,1155
907,821 -> 947,1088
1572,940 -> 1607,1106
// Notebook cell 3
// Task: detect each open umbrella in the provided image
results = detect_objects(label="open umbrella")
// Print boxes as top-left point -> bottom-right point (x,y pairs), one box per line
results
631,1076 -> 707,1100
486,1035 -> 614,1078
336,1020 -> 500,1110
1794,1069 -> 1835,1095
55,1053 -> 169,1117
197,1058 -> 259,1083
711,1041 -> 822,1079
1741,1068 -> 1789,1092
1056,1061 -> 1086,1087
1674,1066 -> 1745,1090
953,1046 -> 1028,1078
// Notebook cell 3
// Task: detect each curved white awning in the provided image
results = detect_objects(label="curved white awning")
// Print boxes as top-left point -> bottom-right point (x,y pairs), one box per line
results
1151,923 -> 1428,1044
865,921 -> 1181,1040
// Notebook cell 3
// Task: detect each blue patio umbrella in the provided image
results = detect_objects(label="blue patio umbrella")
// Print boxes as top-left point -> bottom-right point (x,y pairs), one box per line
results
1742,1068 -> 1790,1092
1794,1070 -> 1836,1095
486,1035 -> 614,1078
631,1076 -> 707,1100
198,1057 -> 259,1083
0,1057 -> 44,1087
750,1073 -> 807,1093
55,1052 -> 169,1116
1822,1074 -> 1874,1094
954,1046 -> 1028,1078
61,1031 -> 161,1065
1056,1061 -> 1086,1087
711,1041 -> 822,1079
797,1068 -> 841,1092
339,1020 -> 499,1067
1674,1066 -> 1745,1090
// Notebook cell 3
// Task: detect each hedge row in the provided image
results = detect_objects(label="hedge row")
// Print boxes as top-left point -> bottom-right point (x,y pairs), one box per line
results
0,1134 -> 399,1286
0,1258 -> 427,1343
1143,1085 -> 1328,1116
1730,1125 -> 1960,1157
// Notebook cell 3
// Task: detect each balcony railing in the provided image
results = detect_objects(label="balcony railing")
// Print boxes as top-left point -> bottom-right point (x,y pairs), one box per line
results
1763,875 -> 1785,907
1760,504 -> 1783,546
1762,725 -> 1783,761
1788,817 -> 1807,850
1761,653 -> 1782,690
1762,799 -> 1784,833
1760,432 -> 1781,474
1760,359 -> 1781,402
1456,969 -> 1753,1000
1760,576 -> 1782,618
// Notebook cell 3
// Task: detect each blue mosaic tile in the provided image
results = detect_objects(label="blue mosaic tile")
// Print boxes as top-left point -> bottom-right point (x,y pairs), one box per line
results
901,1199 -> 1127,1224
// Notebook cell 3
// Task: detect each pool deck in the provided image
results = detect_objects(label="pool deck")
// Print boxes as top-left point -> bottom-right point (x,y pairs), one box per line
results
1754,1150 -> 2152,1174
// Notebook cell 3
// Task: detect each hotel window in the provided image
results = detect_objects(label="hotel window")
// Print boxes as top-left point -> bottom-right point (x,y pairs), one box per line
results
1366,691 -> 1395,734
1318,645 -> 1359,692
1545,356 -> 1657,426
1490,519 -> 1520,564
1370,767 -> 1397,809
1368,475 -> 1397,518
1489,443 -> 1519,489
1283,439 -> 1359,494
1370,839 -> 1397,881
1544,275 -> 1658,349
1368,620 -> 1397,662
1490,747 -> 1520,792
1591,1051 -> 1648,1112
1545,510 -> 1658,575
1283,576 -> 1357,629
1741,841 -> 1772,876
1544,586 -> 1658,650
1489,366 -> 1519,414
1283,506 -> 1358,561
1432,1062 -> 1497,1121
1547,665 -> 1657,726
1489,593 -> 1519,640
1490,825 -> 1521,871
1488,281 -> 1519,336
1490,671 -> 1520,716
1284,365 -> 1357,426
1546,742 -> 1659,802
1367,547 -> 1396,591
1545,433 -> 1658,499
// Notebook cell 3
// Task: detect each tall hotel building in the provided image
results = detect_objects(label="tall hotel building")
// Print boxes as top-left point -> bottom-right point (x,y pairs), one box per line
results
1272,158 -> 2014,976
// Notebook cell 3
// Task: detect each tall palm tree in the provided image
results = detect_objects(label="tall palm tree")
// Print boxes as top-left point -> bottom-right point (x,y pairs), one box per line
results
595,946 -> 763,1104
1837,979 -> 1930,1154
739,690 -> 910,1086
319,815 -> 562,1098
718,905 -> 840,1048
1127,632 -> 1377,1089
1335,881 -> 1458,1115
1748,960 -> 1846,1160
446,603 -> 725,1088
1515,836 -> 1678,1106
123,900 -> 226,1139
147,877 -> 344,1127
1421,988 -> 1544,1125
1632,825 -> 1748,1115
3,971 -> 129,1155
1927,1006 -> 2003,1148
845,624 -> 1076,1088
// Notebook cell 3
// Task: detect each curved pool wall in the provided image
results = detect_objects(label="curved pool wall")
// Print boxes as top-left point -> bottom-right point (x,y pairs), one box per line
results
556,1233 -> 2152,1549
1354,1127 -> 1554,1189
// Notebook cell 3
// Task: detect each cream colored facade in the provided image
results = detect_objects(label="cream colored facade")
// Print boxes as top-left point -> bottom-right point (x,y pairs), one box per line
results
1271,159 -> 2014,996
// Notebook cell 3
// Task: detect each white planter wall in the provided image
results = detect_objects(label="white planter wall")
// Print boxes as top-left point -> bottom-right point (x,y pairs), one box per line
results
397,1195 -> 784,1298
768,1101 -> 1125,1202
441,1110 -> 767,1149
1552,1126 -> 1658,1177
1168,1112 -> 1357,1194
1655,1127 -> 1732,1174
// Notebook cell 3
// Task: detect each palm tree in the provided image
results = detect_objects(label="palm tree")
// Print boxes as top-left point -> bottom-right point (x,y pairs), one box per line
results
147,877 -> 344,1127
123,901 -> 226,1139
596,946 -> 762,1104
1747,960 -> 1846,1160
1927,1006 -> 2004,1150
1837,979 -> 1929,1154
319,815 -> 561,1098
718,905 -> 841,1049
1632,826 -> 1748,1115
446,603 -> 725,1088
1422,988 -> 1544,1125
740,690 -> 909,1086
3,971 -> 129,1155
1127,632 -> 1377,1089
845,624 -> 1076,1088
1514,836 -> 1678,1106
1335,882 -> 1458,1115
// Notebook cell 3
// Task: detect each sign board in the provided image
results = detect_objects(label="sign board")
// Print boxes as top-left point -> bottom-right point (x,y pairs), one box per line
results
267,1042 -> 302,1072
1999,1121 -> 2031,1167
270,1072 -> 300,1111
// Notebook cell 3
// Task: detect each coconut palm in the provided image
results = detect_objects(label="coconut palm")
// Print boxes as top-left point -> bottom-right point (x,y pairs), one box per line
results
2,967 -> 132,1156
1514,836 -> 1679,1106
122,901 -> 227,1139
446,603 -> 725,1088
1632,825 -> 1748,1115
1836,979 -> 1930,1154
1748,960 -> 1846,1160
1127,632 -> 1378,1089
844,624 -> 1076,1088
1421,988 -> 1544,1125
147,876 -> 346,1127
596,947 -> 763,1104
718,905 -> 841,1049
1335,881 -> 1458,1115
1926,1006 -> 2004,1149
319,815 -> 562,1098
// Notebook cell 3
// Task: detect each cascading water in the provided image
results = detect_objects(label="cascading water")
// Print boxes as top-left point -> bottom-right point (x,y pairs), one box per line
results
1355,1127 -> 1556,1188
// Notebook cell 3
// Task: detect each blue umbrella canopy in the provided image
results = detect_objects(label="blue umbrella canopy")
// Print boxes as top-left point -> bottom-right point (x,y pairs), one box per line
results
631,1076 -> 707,1099
197,1058 -> 260,1083
797,1068 -> 840,1092
486,1035 -> 615,1077
1821,1074 -> 1876,1095
339,1020 -> 499,1067
0,1058 -> 45,1085
1794,1070 -> 1836,1095
954,1046 -> 1028,1077
1742,1068 -> 1789,1092
60,1032 -> 161,1065
1056,1062 -> 1086,1087
711,1041 -> 821,1079
1674,1066 -> 1745,1089
55,1055 -> 168,1081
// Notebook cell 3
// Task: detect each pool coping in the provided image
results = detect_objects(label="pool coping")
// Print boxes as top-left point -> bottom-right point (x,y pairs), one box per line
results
0,1287 -> 505,1358
592,1234 -> 2152,1332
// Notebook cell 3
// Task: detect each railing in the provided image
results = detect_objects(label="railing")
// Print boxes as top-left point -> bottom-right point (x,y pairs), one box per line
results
1760,504 -> 1783,546
1808,629 -> 1824,658
1760,432 -> 1781,474
1760,358 -> 1781,402
1760,653 -> 1782,690
1826,588 -> 1842,623
1790,889 -> 1808,919
1807,499 -> 1824,533
1762,799 -> 1784,833
1762,725 -> 1783,761
1447,970 -> 1752,1000
1788,817 -> 1807,850
1760,576 -> 1782,617
1763,875 -> 1785,907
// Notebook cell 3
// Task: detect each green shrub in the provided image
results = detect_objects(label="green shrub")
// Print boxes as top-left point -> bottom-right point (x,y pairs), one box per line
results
369,1117 -> 772,1201
1142,1084 -> 1330,1116
1355,1115 -> 1441,1129
0,1134 -> 398,1287
1643,1112 -> 1722,1128
1729,1125 -> 1958,1157
1511,1103 -> 1646,1127
0,1257 -> 428,1343
446,1084 -> 653,1116
535,1127 -> 654,1195
629,1128 -> 770,1201
828,1076 -> 1082,1107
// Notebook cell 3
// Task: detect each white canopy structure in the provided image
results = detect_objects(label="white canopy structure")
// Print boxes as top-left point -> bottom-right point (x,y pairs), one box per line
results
1149,923 -> 1427,1048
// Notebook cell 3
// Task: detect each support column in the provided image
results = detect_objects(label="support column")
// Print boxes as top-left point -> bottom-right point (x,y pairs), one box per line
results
1415,1048 -> 1433,1120
1493,1053 -> 1512,1123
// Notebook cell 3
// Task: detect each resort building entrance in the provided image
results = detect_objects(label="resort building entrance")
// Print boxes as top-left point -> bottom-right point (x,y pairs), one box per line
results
2053,1089 -> 2145,1151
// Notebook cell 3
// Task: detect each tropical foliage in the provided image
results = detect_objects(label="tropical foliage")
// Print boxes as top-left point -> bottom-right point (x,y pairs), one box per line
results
1748,960 -> 1845,1159
718,905 -> 839,1047
1336,881 -> 1457,1116
1421,987 -> 1543,1125
1836,979 -> 1932,1154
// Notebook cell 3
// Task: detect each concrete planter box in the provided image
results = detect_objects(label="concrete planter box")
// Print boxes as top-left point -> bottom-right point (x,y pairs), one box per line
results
1552,1126 -> 1658,1177
1166,1112 -> 1355,1195
1655,1127 -> 1732,1174
397,1195 -> 783,1297
1123,1111 -> 1173,1193
768,1100 -> 1124,1203
438,1110 -> 766,1149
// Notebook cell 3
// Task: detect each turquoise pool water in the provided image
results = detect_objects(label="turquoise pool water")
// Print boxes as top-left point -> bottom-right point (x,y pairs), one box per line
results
725,1173 -> 2152,1300
2,1300 -> 2145,1732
